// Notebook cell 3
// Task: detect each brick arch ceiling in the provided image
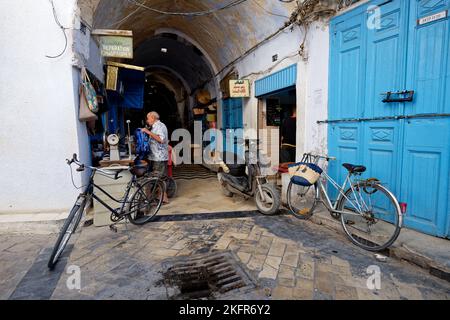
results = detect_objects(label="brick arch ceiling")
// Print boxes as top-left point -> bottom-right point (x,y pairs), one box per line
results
86,0 -> 294,73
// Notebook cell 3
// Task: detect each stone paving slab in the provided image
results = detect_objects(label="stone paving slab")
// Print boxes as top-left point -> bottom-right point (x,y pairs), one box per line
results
1,190 -> 449,300
0,211 -> 442,300
310,207 -> 450,280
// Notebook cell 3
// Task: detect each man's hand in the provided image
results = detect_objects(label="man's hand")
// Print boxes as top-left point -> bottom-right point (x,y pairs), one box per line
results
141,128 -> 152,136
142,127 -> 163,144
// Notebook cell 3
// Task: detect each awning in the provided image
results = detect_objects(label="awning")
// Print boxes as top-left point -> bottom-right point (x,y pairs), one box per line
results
255,64 -> 297,97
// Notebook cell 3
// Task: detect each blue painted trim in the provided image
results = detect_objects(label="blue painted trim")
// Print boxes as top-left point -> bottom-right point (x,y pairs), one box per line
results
255,64 -> 297,97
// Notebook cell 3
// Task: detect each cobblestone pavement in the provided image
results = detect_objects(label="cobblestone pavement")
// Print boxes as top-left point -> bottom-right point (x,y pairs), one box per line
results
2,209 -> 448,300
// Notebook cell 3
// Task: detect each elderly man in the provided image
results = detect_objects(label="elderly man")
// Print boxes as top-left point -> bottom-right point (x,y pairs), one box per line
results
141,111 -> 170,203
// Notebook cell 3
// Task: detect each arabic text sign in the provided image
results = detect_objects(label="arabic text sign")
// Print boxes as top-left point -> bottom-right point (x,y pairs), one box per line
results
229,80 -> 250,98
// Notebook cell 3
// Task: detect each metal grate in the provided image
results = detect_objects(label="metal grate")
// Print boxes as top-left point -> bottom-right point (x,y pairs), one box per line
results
161,251 -> 256,299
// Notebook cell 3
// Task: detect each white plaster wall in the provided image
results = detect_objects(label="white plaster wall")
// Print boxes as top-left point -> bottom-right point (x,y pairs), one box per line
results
225,22 -> 330,162
304,22 -> 330,157
233,27 -> 304,140
0,0 -> 89,213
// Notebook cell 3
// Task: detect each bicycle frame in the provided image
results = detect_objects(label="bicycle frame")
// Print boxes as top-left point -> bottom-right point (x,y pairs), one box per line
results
48,154 -> 164,270
313,170 -> 370,217
81,168 -> 137,219
288,153 -> 403,252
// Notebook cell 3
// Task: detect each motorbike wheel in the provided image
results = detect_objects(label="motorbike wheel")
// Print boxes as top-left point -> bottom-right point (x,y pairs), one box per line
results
255,183 -> 280,215
217,173 -> 233,197
166,177 -> 177,198
221,185 -> 234,197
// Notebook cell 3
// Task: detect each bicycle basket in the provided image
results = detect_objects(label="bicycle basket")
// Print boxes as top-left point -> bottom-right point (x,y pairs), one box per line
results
288,162 -> 323,186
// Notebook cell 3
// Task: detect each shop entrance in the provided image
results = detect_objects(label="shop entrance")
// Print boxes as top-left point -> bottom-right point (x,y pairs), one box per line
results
255,63 -> 298,169
258,87 -> 297,166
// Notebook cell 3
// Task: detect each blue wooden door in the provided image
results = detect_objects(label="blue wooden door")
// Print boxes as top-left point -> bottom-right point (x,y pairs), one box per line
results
222,98 -> 243,156
401,0 -> 450,237
329,6 -> 368,195
329,0 -> 450,237
362,0 -> 408,220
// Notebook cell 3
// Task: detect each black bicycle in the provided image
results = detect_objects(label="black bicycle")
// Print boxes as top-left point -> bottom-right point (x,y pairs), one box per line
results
47,154 -> 165,270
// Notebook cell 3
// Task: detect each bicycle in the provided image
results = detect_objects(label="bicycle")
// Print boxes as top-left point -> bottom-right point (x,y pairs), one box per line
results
47,154 -> 165,270
286,153 -> 403,252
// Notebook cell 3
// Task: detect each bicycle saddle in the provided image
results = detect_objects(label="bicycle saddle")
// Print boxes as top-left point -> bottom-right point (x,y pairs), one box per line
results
342,163 -> 366,173
130,164 -> 149,177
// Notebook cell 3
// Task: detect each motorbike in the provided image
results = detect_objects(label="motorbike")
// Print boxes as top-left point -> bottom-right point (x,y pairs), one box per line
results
217,138 -> 281,215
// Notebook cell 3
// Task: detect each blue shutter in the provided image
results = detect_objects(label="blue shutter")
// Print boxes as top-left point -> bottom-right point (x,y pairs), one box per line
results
255,64 -> 297,97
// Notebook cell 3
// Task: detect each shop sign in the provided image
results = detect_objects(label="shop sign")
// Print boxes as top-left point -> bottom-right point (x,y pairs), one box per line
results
99,36 -> 133,59
229,79 -> 250,98
418,10 -> 447,26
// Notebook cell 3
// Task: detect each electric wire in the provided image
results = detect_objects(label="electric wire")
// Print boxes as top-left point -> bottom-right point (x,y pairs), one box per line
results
46,0 -> 68,59
240,50 -> 300,79
126,0 -> 249,16
251,0 -> 291,19
109,0 -> 290,29
107,3 -> 143,28
214,22 -> 296,78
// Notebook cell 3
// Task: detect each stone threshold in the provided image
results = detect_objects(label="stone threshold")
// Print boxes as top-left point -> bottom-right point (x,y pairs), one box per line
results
308,207 -> 450,283
0,211 -> 82,235
0,212 -> 69,223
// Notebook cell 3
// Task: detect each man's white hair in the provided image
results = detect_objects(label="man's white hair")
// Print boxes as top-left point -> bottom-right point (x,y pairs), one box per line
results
147,111 -> 160,120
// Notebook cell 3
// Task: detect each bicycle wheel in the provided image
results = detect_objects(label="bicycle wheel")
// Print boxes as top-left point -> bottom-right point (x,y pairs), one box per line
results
166,177 -> 177,198
48,195 -> 87,270
127,178 -> 164,225
337,182 -> 402,251
286,180 -> 317,220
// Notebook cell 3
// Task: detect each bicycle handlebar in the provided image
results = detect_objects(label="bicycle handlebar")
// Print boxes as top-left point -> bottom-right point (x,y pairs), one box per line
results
67,153 -> 125,180
304,153 -> 336,162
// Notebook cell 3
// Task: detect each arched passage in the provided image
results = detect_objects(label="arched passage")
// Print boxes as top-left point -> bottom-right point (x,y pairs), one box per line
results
78,0 -> 297,209
79,0 -> 295,136
132,32 -> 217,131
113,31 -> 219,148
147,70 -> 191,129
82,0 -> 293,71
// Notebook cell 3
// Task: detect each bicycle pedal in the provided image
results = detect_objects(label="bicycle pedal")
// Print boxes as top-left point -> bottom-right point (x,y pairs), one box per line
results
297,208 -> 310,215
83,219 -> 94,227
109,225 -> 118,233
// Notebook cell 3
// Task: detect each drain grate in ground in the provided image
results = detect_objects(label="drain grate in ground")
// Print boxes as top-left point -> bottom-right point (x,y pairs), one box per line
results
160,251 -> 256,299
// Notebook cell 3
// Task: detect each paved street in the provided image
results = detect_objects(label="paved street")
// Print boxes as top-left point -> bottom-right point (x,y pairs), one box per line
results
1,179 -> 449,300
